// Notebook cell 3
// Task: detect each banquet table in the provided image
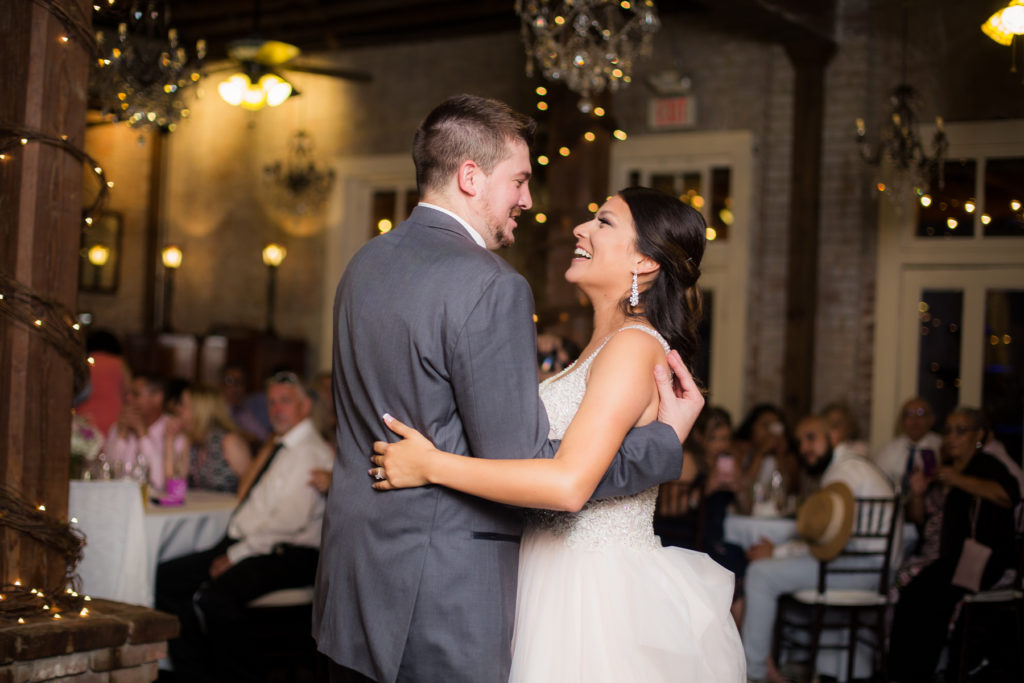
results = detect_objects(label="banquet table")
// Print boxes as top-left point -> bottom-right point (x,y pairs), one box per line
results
724,512 -> 919,556
68,480 -> 236,607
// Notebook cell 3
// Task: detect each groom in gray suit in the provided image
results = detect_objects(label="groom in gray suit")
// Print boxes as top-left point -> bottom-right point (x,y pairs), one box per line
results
313,94 -> 697,683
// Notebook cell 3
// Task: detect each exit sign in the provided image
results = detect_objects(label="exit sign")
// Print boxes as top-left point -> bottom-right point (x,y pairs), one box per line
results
648,95 -> 697,130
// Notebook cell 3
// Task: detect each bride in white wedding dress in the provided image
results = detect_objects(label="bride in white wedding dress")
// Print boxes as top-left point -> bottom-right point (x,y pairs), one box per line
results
371,187 -> 745,682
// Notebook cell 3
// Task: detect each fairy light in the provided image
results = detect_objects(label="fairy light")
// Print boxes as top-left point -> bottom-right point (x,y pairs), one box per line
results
17,618 -> 24,624
535,213 -> 548,224
59,35 -> 70,44
37,504 -> 46,511
612,129 -> 628,141
558,146 -> 571,157
537,101 -> 549,111
34,319 -> 43,327
537,155 -> 549,166
588,202 -> 599,212
84,216 -> 93,225
535,86 -> 547,96
20,138 -> 28,145
920,195 -> 932,207
583,131 -> 596,142
87,356 -> 95,365
80,608 -> 89,617
965,200 -> 976,213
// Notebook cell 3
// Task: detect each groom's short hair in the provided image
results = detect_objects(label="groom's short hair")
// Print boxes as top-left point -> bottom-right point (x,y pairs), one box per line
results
413,94 -> 536,195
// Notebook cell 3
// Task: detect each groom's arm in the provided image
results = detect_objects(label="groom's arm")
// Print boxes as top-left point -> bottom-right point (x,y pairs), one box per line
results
450,272 -> 684,500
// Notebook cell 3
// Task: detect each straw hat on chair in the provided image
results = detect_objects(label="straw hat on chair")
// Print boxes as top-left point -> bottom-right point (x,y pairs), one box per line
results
796,481 -> 855,561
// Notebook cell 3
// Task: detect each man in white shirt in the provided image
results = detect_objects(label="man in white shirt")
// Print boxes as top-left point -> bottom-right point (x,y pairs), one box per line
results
873,397 -> 942,487
743,414 -> 893,682
103,373 -> 186,492
155,371 -> 333,682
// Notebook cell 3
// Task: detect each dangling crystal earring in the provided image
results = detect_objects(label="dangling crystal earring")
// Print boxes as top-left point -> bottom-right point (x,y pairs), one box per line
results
629,269 -> 639,308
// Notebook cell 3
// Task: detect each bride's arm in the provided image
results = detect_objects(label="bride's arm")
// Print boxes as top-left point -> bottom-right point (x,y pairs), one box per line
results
372,331 -> 679,512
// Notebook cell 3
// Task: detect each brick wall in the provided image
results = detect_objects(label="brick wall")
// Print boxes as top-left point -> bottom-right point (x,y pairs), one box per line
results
0,600 -> 176,683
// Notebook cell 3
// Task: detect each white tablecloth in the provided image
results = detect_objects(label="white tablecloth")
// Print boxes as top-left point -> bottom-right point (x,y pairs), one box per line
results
69,481 -> 236,607
724,513 -> 919,556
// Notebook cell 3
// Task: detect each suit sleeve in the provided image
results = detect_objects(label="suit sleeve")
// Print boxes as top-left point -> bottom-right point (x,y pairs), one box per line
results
450,272 -> 682,500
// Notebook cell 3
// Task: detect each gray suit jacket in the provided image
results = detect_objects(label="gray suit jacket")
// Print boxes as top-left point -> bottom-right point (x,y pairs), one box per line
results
312,206 -> 681,683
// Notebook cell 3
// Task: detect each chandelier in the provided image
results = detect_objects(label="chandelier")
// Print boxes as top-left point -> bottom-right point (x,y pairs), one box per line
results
515,0 -> 660,111
90,1 -> 206,132
855,7 -> 946,201
263,131 -> 336,216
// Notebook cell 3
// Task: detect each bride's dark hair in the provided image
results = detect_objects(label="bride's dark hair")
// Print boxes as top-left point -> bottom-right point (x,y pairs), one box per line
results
618,186 -> 706,372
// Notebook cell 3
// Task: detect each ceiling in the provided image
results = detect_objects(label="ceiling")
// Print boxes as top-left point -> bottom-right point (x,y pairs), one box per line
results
94,0 -> 842,64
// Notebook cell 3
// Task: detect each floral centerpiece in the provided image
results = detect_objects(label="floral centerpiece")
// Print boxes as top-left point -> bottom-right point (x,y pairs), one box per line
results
70,413 -> 104,478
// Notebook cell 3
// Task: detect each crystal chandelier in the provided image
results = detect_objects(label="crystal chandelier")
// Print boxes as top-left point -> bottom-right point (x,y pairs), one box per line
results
515,0 -> 660,111
855,7 -> 947,201
90,1 -> 206,132
263,131 -> 336,216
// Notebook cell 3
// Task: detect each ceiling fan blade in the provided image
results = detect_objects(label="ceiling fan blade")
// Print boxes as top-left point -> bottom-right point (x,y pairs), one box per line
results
256,40 -> 301,66
284,63 -> 372,82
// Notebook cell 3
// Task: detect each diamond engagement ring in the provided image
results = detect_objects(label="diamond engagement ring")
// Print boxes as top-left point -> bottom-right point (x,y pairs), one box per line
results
374,468 -> 386,481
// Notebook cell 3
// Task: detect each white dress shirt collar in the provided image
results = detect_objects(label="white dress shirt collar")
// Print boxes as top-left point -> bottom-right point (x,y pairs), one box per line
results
418,202 -> 487,249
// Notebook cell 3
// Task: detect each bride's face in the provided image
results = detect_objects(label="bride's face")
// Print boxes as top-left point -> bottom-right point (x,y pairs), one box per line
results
565,196 -> 643,297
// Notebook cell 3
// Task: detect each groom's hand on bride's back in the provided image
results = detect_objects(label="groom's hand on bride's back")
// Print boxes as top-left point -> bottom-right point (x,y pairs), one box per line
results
655,350 -> 704,445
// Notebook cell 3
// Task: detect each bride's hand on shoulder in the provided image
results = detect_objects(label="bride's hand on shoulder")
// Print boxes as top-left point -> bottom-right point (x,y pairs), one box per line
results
369,414 -> 438,490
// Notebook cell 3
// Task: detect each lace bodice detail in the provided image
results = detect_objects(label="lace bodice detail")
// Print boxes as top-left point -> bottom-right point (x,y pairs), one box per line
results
529,325 -> 670,551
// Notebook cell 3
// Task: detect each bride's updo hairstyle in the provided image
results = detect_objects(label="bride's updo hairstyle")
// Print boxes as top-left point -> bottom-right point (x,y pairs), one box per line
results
618,186 -> 706,371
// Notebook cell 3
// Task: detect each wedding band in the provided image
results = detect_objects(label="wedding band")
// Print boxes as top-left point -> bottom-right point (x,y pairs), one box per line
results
374,468 -> 386,481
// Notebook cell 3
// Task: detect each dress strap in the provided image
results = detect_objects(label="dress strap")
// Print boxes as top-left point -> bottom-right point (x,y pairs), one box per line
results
615,324 -> 670,354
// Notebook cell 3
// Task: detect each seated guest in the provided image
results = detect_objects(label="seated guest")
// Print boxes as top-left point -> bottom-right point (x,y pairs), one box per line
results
889,407 -> 1021,682
75,329 -> 129,434
821,400 -> 869,458
733,403 -> 798,515
742,413 -> 893,683
103,373 -> 186,492
155,371 -> 334,681
873,396 -> 942,488
166,384 -> 252,494
220,365 -> 271,446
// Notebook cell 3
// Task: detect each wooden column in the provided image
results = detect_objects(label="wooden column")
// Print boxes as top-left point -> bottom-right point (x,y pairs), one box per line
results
0,0 -> 91,588
781,39 -> 835,423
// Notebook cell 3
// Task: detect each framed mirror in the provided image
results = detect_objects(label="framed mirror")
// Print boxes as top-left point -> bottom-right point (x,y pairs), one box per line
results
79,211 -> 122,293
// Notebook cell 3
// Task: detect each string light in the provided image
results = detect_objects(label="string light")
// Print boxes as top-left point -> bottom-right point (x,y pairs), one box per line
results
558,146 -> 571,157
537,101 -> 549,111
535,213 -> 548,223
537,155 -> 550,166
583,131 -> 596,142
535,86 -> 548,96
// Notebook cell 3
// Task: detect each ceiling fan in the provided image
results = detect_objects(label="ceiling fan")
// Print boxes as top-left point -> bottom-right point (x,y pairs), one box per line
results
213,2 -> 372,111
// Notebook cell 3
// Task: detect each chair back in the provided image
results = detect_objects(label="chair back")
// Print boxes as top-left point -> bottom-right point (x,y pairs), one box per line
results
817,495 -> 900,595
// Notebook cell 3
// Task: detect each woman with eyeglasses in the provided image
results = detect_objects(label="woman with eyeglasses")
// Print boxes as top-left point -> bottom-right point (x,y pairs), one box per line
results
888,406 -> 1021,681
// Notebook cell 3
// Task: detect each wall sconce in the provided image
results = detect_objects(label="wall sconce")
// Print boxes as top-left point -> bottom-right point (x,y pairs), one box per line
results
161,245 -> 183,332
983,1 -> 1024,46
262,243 -> 286,335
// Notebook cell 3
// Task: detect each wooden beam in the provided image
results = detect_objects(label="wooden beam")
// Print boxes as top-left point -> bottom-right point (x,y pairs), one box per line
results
782,38 -> 835,424
0,0 -> 91,589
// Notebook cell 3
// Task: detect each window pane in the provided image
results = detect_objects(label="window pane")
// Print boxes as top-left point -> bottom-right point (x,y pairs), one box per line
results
650,173 -> 675,196
708,167 -> 731,242
371,190 -> 396,238
983,289 -> 1024,462
917,290 -> 963,425
983,158 -> 1024,237
917,160 -> 976,238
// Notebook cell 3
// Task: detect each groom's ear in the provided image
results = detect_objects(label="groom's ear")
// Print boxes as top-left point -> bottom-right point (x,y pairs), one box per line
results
457,160 -> 481,197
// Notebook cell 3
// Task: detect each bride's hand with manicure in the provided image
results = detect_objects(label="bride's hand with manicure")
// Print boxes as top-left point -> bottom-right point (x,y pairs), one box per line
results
370,414 -> 438,490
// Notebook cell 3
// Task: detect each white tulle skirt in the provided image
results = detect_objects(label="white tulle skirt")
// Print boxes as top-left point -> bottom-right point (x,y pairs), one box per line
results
508,527 -> 747,682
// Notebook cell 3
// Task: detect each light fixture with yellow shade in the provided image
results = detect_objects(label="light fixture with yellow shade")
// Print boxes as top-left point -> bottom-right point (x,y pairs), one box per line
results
218,69 -> 295,111
87,245 -> 110,267
982,1 -> 1024,46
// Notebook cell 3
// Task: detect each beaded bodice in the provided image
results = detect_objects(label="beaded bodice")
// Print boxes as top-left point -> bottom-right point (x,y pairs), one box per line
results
528,325 -> 670,551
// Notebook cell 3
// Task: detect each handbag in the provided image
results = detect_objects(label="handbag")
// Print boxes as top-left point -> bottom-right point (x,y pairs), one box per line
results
951,498 -> 992,593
